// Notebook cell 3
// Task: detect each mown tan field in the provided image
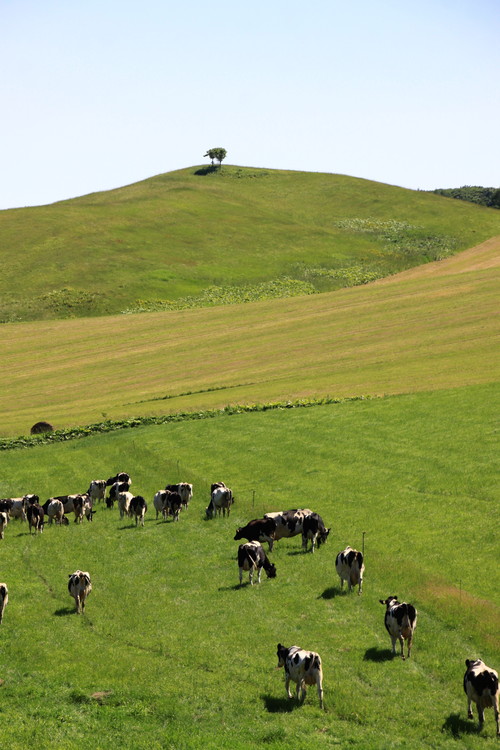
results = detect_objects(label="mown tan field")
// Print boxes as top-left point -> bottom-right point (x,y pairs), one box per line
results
1,238 -> 498,437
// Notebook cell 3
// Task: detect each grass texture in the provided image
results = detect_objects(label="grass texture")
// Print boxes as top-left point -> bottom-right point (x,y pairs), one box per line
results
0,236 -> 498,437
0,384 -> 498,749
2,166 -> 500,321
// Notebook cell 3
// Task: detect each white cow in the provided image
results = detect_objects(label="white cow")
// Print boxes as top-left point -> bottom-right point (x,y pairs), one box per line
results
0,512 -> 8,540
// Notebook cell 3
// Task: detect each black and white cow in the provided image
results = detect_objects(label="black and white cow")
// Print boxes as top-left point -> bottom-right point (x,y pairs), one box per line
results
87,479 -> 106,504
335,546 -> 365,594
26,498 -> 44,534
73,494 -> 94,523
129,495 -> 147,526
237,541 -> 276,585
43,498 -> 68,525
0,583 -> 8,623
464,659 -> 500,736
301,512 -> 330,552
165,483 -> 193,511
106,474 -> 131,507
234,517 -> 276,550
0,512 -> 8,540
0,496 -> 30,522
276,644 -> 324,709
68,570 -> 92,614
264,509 -> 314,551
379,596 -> 417,659
206,486 -> 234,518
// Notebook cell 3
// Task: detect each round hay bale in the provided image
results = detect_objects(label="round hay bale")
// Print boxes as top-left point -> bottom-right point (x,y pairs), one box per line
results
30,421 -> 54,435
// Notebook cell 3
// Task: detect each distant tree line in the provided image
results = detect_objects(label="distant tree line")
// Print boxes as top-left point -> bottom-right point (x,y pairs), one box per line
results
431,186 -> 500,209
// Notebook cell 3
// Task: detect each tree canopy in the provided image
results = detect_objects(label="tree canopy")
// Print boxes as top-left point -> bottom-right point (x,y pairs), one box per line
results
203,147 -> 227,168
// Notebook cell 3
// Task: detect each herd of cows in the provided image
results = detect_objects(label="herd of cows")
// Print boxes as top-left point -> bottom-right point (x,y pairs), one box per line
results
0,471 -> 498,735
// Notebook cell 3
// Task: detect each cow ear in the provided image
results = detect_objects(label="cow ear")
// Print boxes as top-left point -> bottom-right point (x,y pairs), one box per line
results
379,600 -> 385,604
465,659 -> 470,667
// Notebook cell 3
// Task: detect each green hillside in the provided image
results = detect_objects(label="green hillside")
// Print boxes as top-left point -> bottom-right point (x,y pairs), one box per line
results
2,166 -> 500,322
0,237 -> 498,438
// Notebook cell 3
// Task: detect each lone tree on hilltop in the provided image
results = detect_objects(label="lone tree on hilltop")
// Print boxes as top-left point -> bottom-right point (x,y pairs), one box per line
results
204,147 -> 227,169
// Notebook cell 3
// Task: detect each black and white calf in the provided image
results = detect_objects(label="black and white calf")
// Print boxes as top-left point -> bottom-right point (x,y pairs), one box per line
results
237,541 -> 276,585
68,570 -> 92,614
206,486 -> 233,518
335,546 -> 364,594
276,644 -> 324,709
301,512 -> 330,552
129,495 -> 147,526
0,583 -> 8,624
379,596 -> 417,660
464,659 -> 500,736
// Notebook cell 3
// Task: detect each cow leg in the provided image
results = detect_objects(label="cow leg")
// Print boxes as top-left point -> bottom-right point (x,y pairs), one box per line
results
358,575 -> 363,595
390,635 -> 397,655
297,681 -> 306,703
407,633 -> 413,659
257,566 -> 262,584
339,577 -> 344,589
493,696 -> 500,736
239,568 -> 243,585
285,675 -> 292,699
477,705 -> 485,729
399,635 -> 405,660
348,579 -> 352,593
467,696 -> 473,720
317,676 -> 324,709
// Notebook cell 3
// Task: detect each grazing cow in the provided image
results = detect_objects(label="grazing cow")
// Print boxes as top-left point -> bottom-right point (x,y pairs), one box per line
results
0,583 -> 8,623
379,596 -> 417,660
26,500 -> 44,534
464,659 -> 500,736
117,489 -> 134,519
335,546 -> 365,594
206,486 -> 234,518
264,509 -> 314,551
302,512 -> 330,552
166,483 -> 193,511
68,570 -> 92,614
0,512 -> 9,540
234,517 -> 277,550
276,644 -> 324,709
237,541 -> 277,585
87,479 -> 106,504
129,495 -> 147,526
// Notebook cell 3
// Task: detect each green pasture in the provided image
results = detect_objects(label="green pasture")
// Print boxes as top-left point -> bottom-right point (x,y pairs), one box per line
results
0,384 -> 498,748
2,166 -> 500,321
1,241 -> 498,438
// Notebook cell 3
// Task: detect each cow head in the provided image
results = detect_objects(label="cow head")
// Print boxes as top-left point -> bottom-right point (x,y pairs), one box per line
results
276,644 -> 288,668
379,596 -> 398,608
205,502 -> 214,519
318,528 -> 330,547
266,562 -> 277,579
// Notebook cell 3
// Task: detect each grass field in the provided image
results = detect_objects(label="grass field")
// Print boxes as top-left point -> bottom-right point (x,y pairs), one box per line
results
0,236 -> 498,437
2,166 -> 500,321
0,383 -> 498,749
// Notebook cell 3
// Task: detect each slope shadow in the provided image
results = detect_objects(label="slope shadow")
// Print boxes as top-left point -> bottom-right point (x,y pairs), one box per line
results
442,713 -> 478,737
363,647 -> 394,662
262,694 -> 296,713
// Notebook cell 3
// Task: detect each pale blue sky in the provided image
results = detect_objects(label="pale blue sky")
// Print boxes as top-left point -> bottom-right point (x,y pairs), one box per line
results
1,0 -> 498,209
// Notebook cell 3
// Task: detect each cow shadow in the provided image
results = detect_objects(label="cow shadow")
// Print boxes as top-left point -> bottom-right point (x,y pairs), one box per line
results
54,607 -> 75,617
363,647 -> 394,662
262,694 -> 296,713
319,587 -> 347,600
442,713 -> 478,737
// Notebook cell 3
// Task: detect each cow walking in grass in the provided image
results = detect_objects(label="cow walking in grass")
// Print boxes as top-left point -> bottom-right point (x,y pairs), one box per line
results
464,658 -> 500,736
237,541 -> 276,585
68,571 -> 92,614
276,643 -> 324,709
380,596 -> 417,660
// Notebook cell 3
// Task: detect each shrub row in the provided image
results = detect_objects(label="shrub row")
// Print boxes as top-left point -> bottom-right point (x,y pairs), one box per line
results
0,395 -> 373,452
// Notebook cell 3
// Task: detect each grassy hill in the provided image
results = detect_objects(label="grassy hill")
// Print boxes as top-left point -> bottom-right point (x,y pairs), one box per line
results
0,235 -> 498,438
2,166 -> 500,322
